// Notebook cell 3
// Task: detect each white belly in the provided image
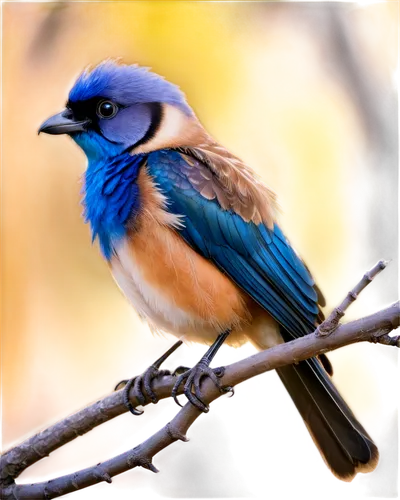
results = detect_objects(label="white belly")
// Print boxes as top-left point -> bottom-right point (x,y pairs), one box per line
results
111,240 -> 213,338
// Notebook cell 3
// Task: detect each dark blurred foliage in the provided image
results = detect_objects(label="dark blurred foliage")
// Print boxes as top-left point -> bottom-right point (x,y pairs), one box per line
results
25,1 -> 76,70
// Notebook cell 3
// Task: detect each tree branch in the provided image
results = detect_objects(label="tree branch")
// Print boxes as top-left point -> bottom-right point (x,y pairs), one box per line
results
1,272 -> 399,499
316,259 -> 388,336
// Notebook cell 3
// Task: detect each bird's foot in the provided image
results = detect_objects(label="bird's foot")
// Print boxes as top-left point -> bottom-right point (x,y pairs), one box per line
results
116,340 -> 183,416
116,366 -> 172,415
172,362 -> 233,413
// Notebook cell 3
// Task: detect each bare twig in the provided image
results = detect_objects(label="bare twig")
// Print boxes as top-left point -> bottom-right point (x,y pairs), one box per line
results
316,260 -> 388,336
1,298 -> 398,499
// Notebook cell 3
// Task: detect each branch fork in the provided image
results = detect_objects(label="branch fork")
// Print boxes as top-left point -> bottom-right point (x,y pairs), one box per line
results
316,260 -> 388,337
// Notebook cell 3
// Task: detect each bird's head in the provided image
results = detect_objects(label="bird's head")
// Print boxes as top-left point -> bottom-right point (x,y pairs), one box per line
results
39,61 -> 203,160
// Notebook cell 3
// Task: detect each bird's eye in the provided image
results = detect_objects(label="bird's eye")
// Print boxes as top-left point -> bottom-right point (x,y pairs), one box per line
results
96,100 -> 118,119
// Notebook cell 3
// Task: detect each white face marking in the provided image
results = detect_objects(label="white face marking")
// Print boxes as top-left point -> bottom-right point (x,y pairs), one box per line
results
132,104 -> 206,155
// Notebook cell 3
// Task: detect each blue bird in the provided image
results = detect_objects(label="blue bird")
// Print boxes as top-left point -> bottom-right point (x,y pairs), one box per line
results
39,60 -> 378,481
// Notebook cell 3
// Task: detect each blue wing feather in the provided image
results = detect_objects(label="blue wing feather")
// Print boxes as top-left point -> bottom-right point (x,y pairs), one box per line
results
147,150 -> 319,339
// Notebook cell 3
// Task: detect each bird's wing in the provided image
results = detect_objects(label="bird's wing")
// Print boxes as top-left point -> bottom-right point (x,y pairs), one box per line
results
147,148 -> 320,339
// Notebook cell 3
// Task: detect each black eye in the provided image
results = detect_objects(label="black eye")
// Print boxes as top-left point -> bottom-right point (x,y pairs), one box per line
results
97,100 -> 118,119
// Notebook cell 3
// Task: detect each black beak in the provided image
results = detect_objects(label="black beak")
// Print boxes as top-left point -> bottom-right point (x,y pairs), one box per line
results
38,109 -> 90,135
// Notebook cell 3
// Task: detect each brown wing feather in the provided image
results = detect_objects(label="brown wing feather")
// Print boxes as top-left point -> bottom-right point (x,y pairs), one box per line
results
177,143 -> 279,228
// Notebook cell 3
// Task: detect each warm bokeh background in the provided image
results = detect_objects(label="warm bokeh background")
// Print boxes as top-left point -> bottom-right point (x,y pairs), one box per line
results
2,2 -> 398,498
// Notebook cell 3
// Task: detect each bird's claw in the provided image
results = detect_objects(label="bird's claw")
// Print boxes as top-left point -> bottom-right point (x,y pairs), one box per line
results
115,379 -> 129,391
116,339 -> 183,416
172,365 -> 190,376
118,366 -> 171,416
226,386 -> 235,397
171,361 -> 229,412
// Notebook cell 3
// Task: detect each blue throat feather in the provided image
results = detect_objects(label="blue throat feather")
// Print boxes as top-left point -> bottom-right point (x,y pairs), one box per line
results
78,131 -> 147,259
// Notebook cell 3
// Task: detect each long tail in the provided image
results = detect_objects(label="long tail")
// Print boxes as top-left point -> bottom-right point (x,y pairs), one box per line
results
275,337 -> 379,481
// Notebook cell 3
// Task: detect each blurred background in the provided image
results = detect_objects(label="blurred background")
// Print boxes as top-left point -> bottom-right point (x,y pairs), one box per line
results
2,2 -> 398,498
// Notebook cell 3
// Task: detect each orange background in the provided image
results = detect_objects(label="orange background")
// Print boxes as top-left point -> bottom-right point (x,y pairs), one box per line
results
2,2 -> 398,498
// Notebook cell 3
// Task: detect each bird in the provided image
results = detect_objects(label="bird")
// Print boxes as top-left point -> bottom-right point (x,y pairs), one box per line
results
39,60 -> 379,481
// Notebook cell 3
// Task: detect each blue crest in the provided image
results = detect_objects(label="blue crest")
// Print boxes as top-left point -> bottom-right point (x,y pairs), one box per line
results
69,60 -> 192,115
